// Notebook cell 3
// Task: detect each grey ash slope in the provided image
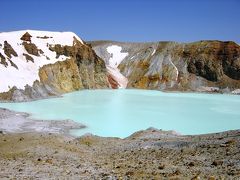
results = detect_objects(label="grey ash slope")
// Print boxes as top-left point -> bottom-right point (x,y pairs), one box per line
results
89,40 -> 240,94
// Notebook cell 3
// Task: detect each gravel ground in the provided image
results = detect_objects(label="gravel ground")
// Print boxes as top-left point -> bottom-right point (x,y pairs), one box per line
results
0,108 -> 240,179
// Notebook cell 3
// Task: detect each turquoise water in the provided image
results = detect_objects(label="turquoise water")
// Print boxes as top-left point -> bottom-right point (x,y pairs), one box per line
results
0,89 -> 240,138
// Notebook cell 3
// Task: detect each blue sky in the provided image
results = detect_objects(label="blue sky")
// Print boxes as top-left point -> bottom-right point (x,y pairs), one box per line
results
1,0 -> 240,43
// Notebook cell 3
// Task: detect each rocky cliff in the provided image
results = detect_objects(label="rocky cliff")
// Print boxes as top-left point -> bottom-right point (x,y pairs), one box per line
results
0,30 -> 109,101
90,40 -> 240,94
1,31 -> 239,102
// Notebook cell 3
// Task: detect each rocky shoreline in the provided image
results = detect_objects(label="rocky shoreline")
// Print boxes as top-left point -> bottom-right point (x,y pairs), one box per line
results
0,108 -> 86,134
0,87 -> 239,104
0,108 -> 240,179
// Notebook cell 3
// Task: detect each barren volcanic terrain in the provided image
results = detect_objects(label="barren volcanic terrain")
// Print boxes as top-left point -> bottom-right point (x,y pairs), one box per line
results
0,108 -> 240,179
1,128 -> 240,179
1,30 -> 240,179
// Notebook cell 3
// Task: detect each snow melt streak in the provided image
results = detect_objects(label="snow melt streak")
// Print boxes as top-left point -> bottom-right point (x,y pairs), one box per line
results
106,45 -> 128,88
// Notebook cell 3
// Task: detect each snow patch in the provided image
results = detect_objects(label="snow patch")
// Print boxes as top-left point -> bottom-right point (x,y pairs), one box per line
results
232,89 -> 240,94
169,57 -> 179,81
107,45 -> 128,68
0,30 -> 83,93
130,56 -> 135,59
106,45 -> 129,88
107,66 -> 128,88
0,30 -> 83,45
151,49 -> 156,56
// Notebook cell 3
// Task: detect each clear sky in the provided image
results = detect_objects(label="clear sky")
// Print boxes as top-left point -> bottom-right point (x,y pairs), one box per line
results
1,0 -> 240,43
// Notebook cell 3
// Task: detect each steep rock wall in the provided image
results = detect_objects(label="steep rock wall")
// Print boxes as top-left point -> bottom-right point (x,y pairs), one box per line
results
90,40 -> 240,93
0,30 -> 109,101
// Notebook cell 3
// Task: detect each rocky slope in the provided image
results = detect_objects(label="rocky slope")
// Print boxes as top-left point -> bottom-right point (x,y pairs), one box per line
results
0,102 -> 239,179
90,40 -> 240,94
0,127 -> 239,179
0,30 -> 109,102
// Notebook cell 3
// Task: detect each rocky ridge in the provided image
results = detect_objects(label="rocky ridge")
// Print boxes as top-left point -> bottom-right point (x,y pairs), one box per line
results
1,32 -> 240,101
0,30 -> 109,102
90,40 -> 240,94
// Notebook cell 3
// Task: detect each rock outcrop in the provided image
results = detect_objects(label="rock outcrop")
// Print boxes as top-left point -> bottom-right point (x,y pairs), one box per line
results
3,41 -> 18,58
48,38 -> 108,89
0,30 -> 109,102
23,53 -> 34,62
22,41 -> 40,56
90,40 -> 240,93
20,32 -> 32,42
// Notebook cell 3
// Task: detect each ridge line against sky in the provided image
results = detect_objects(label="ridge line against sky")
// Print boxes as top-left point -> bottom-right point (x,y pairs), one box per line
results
1,0 -> 240,43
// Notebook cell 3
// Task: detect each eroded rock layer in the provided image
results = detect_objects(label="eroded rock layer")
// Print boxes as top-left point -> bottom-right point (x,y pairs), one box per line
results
0,30 -> 109,101
90,41 -> 240,93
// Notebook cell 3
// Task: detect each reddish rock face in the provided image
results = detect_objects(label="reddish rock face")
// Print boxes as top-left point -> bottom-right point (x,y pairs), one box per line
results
91,40 -> 240,92
181,41 -> 240,81
107,74 -> 119,89
220,42 -> 240,80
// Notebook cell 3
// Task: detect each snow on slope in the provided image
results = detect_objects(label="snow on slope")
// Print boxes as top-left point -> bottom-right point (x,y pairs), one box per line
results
151,49 -> 156,56
106,45 -> 128,88
0,30 -> 83,93
107,45 -> 128,68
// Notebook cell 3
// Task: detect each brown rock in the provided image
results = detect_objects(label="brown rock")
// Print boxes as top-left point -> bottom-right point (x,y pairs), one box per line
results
3,41 -> 18,58
8,59 -> 18,69
191,175 -> 201,180
225,139 -> 236,145
23,53 -> 34,62
208,176 -> 216,180
125,171 -> 134,176
212,160 -> 223,166
0,52 -> 8,67
0,36 -> 109,101
20,32 -> 32,42
158,164 -> 165,170
39,58 -> 82,93
188,162 -> 195,167
108,74 -> 119,89
184,41 -> 240,81
22,41 -> 40,56
36,35 -> 52,39
48,38 -> 108,89
45,159 -> 53,164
